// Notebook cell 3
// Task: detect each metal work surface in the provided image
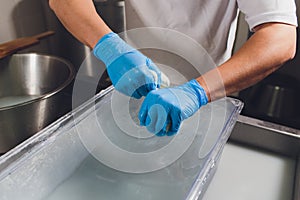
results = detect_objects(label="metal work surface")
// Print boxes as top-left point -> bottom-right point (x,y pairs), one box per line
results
230,115 -> 300,200
203,142 -> 296,200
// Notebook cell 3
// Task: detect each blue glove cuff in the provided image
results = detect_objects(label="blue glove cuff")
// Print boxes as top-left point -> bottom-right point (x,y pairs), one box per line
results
93,32 -> 135,66
188,79 -> 208,107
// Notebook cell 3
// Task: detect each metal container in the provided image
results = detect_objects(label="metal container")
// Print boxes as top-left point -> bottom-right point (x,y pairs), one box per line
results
94,0 -> 125,33
230,115 -> 300,200
0,53 -> 75,153
239,73 -> 300,129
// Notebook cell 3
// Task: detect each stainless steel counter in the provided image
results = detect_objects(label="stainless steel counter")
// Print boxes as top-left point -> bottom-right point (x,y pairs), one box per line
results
229,115 -> 300,200
230,115 -> 300,157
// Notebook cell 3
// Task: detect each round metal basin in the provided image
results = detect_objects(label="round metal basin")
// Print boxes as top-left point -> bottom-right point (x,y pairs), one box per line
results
0,53 -> 75,153
239,73 -> 300,129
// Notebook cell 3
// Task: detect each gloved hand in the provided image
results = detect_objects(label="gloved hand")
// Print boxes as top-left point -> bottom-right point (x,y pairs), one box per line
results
93,32 -> 161,98
139,79 -> 208,136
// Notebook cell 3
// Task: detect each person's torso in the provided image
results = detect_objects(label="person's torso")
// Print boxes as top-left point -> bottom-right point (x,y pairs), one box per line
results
125,0 -> 239,65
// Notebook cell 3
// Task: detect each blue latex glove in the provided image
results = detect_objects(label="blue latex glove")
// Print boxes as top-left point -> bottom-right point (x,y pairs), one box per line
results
93,32 -> 161,98
139,79 -> 208,136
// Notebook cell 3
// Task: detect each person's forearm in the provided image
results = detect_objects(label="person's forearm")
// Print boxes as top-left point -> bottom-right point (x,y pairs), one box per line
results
197,22 -> 297,102
49,0 -> 112,48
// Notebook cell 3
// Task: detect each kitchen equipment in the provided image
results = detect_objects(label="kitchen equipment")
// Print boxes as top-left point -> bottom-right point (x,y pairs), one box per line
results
94,0 -> 125,34
203,142 -> 296,200
0,53 -> 75,154
0,86 -> 243,200
0,31 -> 54,59
239,73 -> 300,129
41,0 -> 125,72
229,115 -> 300,200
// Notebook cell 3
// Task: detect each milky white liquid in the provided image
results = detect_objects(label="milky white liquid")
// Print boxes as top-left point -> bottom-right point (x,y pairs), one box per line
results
44,155 -> 195,200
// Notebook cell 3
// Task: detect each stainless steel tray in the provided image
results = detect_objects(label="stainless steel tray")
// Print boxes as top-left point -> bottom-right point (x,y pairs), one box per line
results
230,115 -> 300,200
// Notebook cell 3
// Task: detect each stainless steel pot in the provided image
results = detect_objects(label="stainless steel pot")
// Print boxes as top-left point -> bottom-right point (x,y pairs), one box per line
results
0,53 -> 75,153
239,73 -> 300,129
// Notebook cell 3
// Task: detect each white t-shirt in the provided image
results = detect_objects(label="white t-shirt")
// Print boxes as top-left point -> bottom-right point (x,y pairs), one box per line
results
125,0 -> 297,65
